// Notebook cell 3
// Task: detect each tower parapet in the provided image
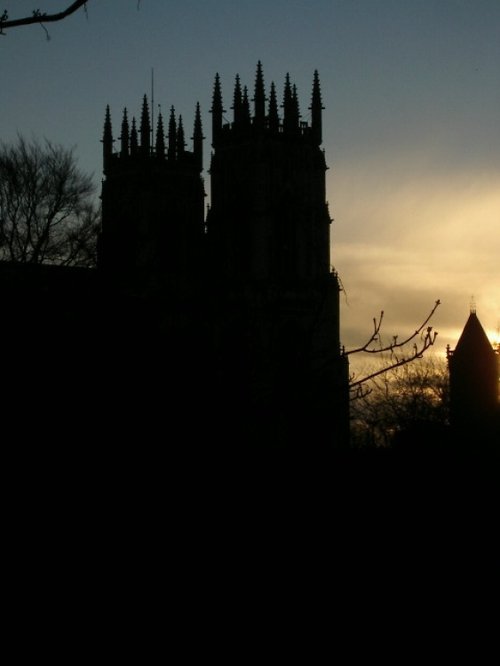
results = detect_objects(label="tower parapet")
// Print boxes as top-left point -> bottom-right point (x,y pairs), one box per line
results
211,65 -> 324,149
102,97 -> 203,172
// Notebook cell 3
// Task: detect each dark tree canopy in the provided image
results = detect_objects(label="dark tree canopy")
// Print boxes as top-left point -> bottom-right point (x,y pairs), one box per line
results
350,354 -> 449,448
0,136 -> 98,267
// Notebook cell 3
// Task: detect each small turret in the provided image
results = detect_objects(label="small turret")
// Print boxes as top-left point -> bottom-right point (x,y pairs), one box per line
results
120,108 -> 129,157
140,94 -> 151,155
192,102 -> 204,172
155,112 -> 165,158
211,73 -> 224,147
168,106 -> 177,161
102,105 -> 113,172
253,61 -> 266,128
309,70 -> 324,145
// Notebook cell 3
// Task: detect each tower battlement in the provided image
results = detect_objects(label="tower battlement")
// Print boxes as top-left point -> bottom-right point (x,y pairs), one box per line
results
211,62 -> 324,148
102,97 -> 204,175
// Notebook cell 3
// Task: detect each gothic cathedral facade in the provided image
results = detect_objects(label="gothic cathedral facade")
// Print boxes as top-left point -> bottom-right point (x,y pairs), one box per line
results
99,63 -> 349,448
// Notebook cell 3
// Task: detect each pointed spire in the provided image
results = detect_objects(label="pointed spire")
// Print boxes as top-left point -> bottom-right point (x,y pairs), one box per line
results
120,108 -> 129,157
253,61 -> 266,127
155,111 -> 165,158
103,105 -> 113,142
292,84 -> 300,129
242,86 -> 251,126
211,73 -> 224,146
130,117 -> 138,155
309,70 -> 324,144
268,81 -> 280,132
192,101 -> 204,172
140,94 -> 151,155
282,73 -> 294,133
232,74 -> 243,126
168,106 -> 177,161
102,105 -> 113,171
177,115 -> 186,157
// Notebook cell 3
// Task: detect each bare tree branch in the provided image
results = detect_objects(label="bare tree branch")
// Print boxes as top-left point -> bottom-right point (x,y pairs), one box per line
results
347,300 -> 441,395
0,136 -> 98,267
346,300 -> 441,356
349,326 -> 438,390
349,355 -> 449,447
0,1 -> 88,33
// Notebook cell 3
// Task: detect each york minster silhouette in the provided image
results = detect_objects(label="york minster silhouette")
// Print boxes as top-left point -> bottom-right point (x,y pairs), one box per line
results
2,63 -> 497,459
2,63 -> 350,450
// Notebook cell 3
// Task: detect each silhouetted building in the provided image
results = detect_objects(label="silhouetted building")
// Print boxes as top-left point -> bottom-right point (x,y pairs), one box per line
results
99,63 -> 349,447
447,309 -> 499,436
2,63 -> 349,450
100,98 -> 205,290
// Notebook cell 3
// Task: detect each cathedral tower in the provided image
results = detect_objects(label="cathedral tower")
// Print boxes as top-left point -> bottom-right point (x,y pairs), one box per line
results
207,63 -> 331,284
99,96 -> 205,289
206,64 -> 349,445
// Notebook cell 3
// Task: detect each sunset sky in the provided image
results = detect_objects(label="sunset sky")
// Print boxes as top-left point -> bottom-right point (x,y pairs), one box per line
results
2,0 -> 499,358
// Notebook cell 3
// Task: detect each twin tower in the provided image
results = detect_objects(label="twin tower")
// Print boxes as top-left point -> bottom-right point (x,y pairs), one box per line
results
99,63 -> 348,446
100,62 -> 331,288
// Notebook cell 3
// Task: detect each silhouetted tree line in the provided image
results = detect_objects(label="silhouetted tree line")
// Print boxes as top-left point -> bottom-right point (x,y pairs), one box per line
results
350,354 -> 449,448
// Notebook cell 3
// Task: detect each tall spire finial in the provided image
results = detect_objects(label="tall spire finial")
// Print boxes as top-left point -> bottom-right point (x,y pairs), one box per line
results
130,117 -> 138,156
155,110 -> 165,158
192,101 -> 204,172
140,94 -> 151,155
102,105 -> 113,171
211,73 -> 224,147
177,115 -> 186,157
120,108 -> 129,157
232,74 -> 243,127
292,84 -> 300,128
309,70 -> 324,144
242,86 -> 251,126
268,82 -> 280,132
151,68 -> 155,148
282,73 -> 293,133
253,61 -> 266,127
168,106 -> 177,161
470,295 -> 476,314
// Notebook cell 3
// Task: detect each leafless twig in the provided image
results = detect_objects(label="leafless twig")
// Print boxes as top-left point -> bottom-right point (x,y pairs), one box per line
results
347,300 -> 441,395
1,1 -> 88,33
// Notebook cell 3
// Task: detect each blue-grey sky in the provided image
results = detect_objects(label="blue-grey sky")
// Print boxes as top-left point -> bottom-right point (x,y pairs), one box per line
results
2,0 -> 499,356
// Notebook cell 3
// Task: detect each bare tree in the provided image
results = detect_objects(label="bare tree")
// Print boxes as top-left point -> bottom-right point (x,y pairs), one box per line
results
0,135 -> 99,267
350,354 -> 449,448
347,300 -> 441,398
0,1 -> 88,33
